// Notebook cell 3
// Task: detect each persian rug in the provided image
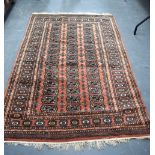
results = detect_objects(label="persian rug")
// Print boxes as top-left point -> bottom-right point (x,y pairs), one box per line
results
4,13 -> 149,148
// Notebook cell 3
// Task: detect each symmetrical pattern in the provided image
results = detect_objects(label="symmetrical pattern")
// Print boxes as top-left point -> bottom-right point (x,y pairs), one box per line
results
5,14 -> 149,142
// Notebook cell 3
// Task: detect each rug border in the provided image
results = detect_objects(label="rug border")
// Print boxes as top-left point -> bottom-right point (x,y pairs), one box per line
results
4,15 -> 33,98
110,15 -> 150,118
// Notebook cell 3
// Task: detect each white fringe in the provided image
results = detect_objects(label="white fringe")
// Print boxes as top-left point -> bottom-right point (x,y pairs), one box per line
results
32,12 -> 112,15
5,136 -> 149,151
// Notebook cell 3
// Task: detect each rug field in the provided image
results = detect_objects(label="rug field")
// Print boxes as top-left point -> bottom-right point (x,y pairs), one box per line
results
4,14 -> 149,145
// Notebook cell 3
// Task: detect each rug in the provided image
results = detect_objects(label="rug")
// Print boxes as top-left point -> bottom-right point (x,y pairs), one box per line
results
4,13 -> 149,148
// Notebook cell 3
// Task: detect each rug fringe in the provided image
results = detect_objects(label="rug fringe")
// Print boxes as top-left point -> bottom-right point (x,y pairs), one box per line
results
5,136 -> 149,151
32,12 -> 112,15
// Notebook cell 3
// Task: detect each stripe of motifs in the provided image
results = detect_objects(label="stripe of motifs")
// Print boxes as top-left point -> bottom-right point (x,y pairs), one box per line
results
27,22 -> 52,115
5,17 -> 36,122
109,17 -> 145,124
57,23 -> 68,112
77,23 -> 91,112
92,23 -> 109,111
34,23 -> 53,113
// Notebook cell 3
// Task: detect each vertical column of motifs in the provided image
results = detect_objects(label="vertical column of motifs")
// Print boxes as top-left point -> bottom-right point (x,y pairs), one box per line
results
38,22 -> 61,114
65,23 -> 80,113
4,17 -> 37,120
42,22 -> 61,114
93,22 -> 117,113
34,23 -> 52,113
83,23 -> 106,112
57,23 -> 67,112
27,21 -> 50,115
77,23 -> 91,112
109,18 -> 145,124
92,23 -> 109,111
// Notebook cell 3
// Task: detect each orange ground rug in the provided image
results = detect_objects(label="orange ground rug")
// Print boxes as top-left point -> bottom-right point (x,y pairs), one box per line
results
4,14 -> 149,146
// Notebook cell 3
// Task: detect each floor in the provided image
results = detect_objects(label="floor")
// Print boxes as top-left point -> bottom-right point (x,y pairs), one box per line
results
4,0 -> 150,155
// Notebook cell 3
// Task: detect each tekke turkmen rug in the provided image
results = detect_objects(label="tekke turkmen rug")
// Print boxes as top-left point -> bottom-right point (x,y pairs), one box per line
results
5,13 -> 149,149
